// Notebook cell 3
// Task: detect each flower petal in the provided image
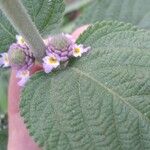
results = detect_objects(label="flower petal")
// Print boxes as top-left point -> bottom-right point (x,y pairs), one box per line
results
16,70 -> 30,78
43,56 -> 50,63
18,77 -> 30,87
82,46 -> 91,53
0,53 -> 10,68
43,63 -> 53,73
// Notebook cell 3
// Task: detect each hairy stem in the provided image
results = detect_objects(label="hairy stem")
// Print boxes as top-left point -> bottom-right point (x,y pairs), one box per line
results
0,0 -> 45,61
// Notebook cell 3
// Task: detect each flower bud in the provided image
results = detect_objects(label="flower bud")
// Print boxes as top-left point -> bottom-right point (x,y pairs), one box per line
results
9,46 -> 26,65
47,33 -> 75,61
49,34 -> 74,51
8,43 -> 35,70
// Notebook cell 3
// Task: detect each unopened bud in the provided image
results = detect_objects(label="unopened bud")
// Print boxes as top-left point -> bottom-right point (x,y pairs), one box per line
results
9,46 -> 26,66
49,33 -> 74,51
8,43 -> 35,70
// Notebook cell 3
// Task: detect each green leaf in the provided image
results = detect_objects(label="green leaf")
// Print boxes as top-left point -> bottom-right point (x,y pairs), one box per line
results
65,0 -> 92,14
22,0 -> 65,35
0,69 -> 9,113
0,130 -> 8,150
0,112 -> 8,150
76,0 -> 150,30
20,21 -> 150,150
0,0 -> 65,52
0,12 -> 16,52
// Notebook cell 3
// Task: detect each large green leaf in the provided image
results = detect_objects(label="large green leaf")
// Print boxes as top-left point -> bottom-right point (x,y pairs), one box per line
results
0,12 -> 16,52
20,21 -> 150,150
22,0 -> 65,35
0,0 -> 65,52
76,0 -> 150,30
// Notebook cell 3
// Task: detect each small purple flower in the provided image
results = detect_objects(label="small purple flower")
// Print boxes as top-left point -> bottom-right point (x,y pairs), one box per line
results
43,53 -> 60,73
0,53 -> 10,68
72,44 -> 91,57
16,70 -> 30,87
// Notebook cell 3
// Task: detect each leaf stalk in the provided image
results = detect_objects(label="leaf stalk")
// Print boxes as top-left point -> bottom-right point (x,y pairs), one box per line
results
0,0 -> 46,61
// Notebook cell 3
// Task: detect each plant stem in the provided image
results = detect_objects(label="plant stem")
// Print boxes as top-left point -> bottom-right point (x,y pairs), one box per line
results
0,0 -> 45,61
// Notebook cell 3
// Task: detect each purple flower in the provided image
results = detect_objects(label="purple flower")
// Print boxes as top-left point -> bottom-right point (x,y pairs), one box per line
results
46,33 -> 75,62
43,53 -> 60,73
16,70 -> 30,87
0,53 -> 10,68
8,43 -> 35,70
72,44 -> 91,57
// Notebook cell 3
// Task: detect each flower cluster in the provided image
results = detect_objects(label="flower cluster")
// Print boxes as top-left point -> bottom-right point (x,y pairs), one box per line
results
0,35 -> 35,86
0,33 -> 91,86
43,33 -> 91,73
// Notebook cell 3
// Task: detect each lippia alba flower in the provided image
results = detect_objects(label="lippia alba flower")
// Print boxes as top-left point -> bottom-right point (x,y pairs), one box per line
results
0,53 -> 10,68
42,33 -> 91,73
16,35 -> 26,45
46,33 -> 75,62
16,70 -> 30,87
73,44 -> 91,57
8,43 -> 35,70
43,53 -> 60,73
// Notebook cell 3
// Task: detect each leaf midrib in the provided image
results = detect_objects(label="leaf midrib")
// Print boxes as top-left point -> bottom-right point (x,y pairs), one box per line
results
72,67 -> 150,123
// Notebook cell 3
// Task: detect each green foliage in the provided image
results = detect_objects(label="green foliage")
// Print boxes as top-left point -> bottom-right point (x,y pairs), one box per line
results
0,130 -> 7,150
0,69 -> 9,113
0,112 -> 8,150
0,69 -> 9,150
20,21 -> 150,150
0,0 -> 65,52
76,0 -> 150,29
22,0 -> 65,35
0,12 -> 16,52
65,0 -> 92,14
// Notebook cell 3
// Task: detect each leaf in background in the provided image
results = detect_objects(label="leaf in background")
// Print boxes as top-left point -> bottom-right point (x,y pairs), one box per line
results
65,0 -> 92,14
0,12 -> 16,52
0,69 -> 10,113
0,112 -> 8,150
0,0 -> 65,52
76,0 -> 150,30
20,21 -> 150,150
22,0 -> 65,35
0,130 -> 8,150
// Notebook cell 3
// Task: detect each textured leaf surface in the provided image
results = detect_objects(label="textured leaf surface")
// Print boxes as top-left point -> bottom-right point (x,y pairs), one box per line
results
0,12 -> 16,52
65,0 -> 92,14
76,0 -> 150,29
22,0 -> 65,35
21,21 -> 150,150
0,130 -> 7,150
0,0 -> 65,52
0,69 -> 9,113
0,112 -> 8,150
